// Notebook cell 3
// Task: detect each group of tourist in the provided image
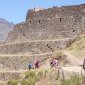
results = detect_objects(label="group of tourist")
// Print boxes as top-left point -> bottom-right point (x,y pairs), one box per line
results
28,58 -> 85,70
28,59 -> 40,70
50,58 -> 60,69
28,57 -> 60,70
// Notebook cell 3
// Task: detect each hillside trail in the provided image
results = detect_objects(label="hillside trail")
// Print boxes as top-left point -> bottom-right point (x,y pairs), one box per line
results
62,51 -> 83,66
40,51 -> 84,75
0,51 -> 83,73
36,51 -> 84,85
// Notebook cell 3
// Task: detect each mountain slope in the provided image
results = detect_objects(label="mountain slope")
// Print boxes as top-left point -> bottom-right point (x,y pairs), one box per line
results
0,18 -> 14,42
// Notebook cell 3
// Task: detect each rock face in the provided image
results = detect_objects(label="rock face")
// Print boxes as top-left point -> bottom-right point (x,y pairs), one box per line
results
0,18 -> 14,42
6,4 -> 85,43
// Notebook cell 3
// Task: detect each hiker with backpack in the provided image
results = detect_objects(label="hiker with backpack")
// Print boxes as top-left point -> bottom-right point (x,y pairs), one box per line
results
28,62 -> 32,70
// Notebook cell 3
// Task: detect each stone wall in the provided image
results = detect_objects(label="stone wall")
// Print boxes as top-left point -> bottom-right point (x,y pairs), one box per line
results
0,71 -> 21,81
6,4 -> 85,43
0,38 -> 75,54
0,53 -> 52,70
26,4 -> 85,20
6,15 -> 82,42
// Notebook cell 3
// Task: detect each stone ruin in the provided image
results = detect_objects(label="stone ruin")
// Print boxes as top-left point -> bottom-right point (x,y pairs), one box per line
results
0,4 -> 85,81
7,4 -> 85,42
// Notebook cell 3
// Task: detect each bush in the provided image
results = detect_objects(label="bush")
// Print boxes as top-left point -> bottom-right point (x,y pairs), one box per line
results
60,74 -> 81,85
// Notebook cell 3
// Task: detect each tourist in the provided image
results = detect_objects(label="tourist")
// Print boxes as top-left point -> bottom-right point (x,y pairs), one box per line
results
50,59 -> 54,67
28,62 -> 32,70
35,59 -> 40,69
54,59 -> 58,67
83,59 -> 85,69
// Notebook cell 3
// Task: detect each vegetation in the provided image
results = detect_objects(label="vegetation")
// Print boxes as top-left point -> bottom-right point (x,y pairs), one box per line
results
60,74 -> 81,85
8,70 -> 44,85
7,80 -> 18,85
8,69 -> 84,85
67,36 -> 85,58
51,51 -> 63,59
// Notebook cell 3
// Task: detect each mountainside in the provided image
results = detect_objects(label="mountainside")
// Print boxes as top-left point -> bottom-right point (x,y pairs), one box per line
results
0,18 -> 14,42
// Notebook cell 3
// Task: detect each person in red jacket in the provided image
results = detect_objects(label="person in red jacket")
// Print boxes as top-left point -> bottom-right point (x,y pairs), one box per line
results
35,60 -> 40,69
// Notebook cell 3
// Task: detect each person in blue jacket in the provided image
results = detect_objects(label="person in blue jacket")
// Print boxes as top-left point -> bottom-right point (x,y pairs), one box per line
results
28,62 -> 32,70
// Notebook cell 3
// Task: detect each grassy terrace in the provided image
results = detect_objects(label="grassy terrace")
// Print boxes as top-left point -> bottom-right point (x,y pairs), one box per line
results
66,36 -> 85,59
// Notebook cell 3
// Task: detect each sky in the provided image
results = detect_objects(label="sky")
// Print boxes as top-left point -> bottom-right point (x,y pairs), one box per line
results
0,0 -> 85,24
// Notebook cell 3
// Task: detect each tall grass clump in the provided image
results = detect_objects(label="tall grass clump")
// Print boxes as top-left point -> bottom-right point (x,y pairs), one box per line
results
60,74 -> 81,85
21,71 -> 43,85
7,80 -> 18,85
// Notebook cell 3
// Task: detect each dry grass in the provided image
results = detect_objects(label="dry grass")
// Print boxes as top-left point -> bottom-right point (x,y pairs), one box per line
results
66,36 -> 85,59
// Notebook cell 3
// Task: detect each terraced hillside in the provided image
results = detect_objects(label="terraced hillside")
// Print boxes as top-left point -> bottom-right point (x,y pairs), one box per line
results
0,4 -> 85,85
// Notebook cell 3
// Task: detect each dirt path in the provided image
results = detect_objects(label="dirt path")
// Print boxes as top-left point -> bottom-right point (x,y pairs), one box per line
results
63,51 -> 83,66
40,51 -> 84,78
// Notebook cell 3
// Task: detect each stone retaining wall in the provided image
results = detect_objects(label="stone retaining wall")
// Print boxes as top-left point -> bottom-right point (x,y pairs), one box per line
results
0,38 -> 75,54
0,53 -> 52,70
0,71 -> 21,81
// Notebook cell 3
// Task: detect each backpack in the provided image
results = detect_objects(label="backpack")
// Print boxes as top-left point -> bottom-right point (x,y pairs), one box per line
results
28,64 -> 32,68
